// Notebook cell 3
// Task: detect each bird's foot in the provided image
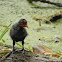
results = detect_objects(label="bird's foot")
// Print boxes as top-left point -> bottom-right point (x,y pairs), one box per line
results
12,49 -> 16,54
21,49 -> 25,54
22,50 -> 24,54
12,50 -> 15,54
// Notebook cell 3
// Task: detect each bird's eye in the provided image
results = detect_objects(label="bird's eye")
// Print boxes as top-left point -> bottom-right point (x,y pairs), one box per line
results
23,22 -> 26,24
23,21 -> 27,24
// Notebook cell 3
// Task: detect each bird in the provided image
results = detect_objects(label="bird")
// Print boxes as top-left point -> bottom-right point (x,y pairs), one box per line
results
10,19 -> 28,54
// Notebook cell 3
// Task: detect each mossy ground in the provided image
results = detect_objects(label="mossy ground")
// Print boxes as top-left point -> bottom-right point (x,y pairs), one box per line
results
0,0 -> 62,53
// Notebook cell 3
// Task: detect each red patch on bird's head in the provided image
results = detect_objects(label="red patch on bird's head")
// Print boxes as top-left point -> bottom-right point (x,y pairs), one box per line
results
24,22 -> 28,28
20,19 -> 28,28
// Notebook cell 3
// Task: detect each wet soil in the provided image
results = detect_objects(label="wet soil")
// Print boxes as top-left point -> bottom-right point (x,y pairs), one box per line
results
0,43 -> 62,62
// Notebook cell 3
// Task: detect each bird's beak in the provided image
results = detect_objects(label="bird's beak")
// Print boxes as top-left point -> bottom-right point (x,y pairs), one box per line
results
25,24 -> 28,28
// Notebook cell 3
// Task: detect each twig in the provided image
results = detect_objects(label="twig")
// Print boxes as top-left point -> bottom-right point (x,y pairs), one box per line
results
1,50 -> 12,62
0,24 -> 7,27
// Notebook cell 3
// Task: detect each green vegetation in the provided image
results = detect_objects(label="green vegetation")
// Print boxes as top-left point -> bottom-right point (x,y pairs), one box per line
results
15,42 -> 22,48
59,56 -> 62,59
0,23 -> 11,40
0,0 -> 62,54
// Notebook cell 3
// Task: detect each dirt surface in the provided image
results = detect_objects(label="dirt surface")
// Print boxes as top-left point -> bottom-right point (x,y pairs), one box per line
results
0,43 -> 62,62
5,51 -> 62,62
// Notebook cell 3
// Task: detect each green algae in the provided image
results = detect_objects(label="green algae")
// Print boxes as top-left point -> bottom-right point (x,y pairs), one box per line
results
0,0 -> 62,53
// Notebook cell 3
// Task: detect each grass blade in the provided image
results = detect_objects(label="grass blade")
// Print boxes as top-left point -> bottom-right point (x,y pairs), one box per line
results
15,42 -> 22,48
28,45 -> 33,52
2,39 -> 6,43
0,23 -> 12,40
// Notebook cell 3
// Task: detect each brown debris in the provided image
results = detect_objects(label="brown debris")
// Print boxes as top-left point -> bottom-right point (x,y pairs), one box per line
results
33,45 -> 53,54
0,24 -> 7,27
33,45 -> 61,58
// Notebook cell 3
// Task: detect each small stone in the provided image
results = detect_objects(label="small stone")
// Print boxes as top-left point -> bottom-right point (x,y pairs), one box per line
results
54,36 -> 60,43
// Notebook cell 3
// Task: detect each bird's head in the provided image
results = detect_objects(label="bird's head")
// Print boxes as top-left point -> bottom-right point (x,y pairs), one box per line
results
18,19 -> 28,28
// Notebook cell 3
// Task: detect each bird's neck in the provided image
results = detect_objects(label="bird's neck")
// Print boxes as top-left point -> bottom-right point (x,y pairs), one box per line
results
17,23 -> 24,29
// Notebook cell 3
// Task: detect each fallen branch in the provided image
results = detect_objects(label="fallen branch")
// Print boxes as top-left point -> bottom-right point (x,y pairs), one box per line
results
34,9 -> 62,23
27,0 -> 62,7
41,0 -> 62,7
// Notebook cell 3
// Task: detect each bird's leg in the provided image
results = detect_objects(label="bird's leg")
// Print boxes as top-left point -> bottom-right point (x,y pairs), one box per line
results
12,40 -> 15,54
22,40 -> 24,54
12,41 -> 15,61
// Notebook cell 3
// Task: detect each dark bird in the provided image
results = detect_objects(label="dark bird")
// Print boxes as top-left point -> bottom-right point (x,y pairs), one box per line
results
10,19 -> 28,53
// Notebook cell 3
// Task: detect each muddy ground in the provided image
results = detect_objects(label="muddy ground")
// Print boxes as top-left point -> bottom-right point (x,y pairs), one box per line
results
0,43 -> 62,62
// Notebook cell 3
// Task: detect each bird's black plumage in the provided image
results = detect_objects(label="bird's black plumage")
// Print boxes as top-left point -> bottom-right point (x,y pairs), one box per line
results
10,23 -> 27,41
10,19 -> 28,53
